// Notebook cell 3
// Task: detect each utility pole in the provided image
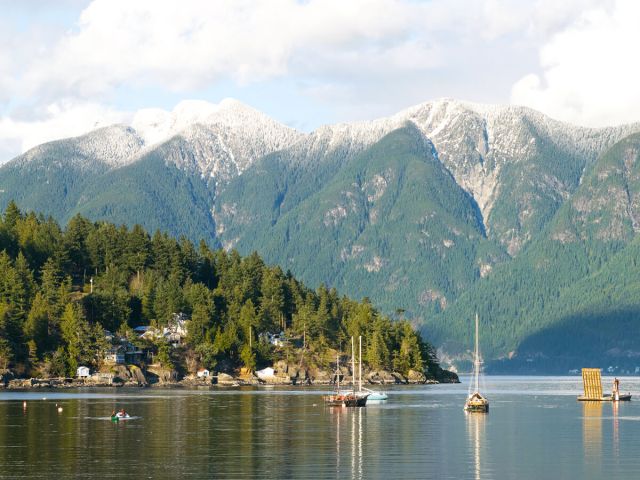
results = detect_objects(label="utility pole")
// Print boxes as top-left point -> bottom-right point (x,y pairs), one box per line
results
89,277 -> 93,294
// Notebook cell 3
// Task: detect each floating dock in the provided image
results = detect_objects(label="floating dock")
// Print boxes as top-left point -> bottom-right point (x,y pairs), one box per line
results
577,368 -> 631,402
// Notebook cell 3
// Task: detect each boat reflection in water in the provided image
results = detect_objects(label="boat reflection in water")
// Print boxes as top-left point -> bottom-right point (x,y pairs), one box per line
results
612,399 -> 620,459
331,407 -> 364,480
465,409 -> 486,480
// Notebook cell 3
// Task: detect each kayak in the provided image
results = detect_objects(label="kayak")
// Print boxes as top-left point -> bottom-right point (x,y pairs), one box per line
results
111,413 -> 132,421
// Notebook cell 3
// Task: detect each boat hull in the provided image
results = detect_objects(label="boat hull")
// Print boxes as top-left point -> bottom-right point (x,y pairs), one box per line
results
464,402 -> 489,413
367,393 -> 388,401
323,393 -> 369,407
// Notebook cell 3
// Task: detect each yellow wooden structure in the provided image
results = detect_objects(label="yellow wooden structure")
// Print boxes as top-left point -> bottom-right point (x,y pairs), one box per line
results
580,368 -> 603,400
577,368 -> 632,401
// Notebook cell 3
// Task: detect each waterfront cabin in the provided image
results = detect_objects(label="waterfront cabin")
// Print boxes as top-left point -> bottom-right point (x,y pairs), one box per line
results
163,313 -> 189,347
105,346 -> 125,364
197,369 -> 210,378
76,366 -> 90,378
123,341 -> 144,365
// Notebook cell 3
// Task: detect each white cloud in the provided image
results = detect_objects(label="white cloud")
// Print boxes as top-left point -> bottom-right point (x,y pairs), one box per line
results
511,0 -> 640,127
21,0 -> 439,100
0,102 -> 130,156
1,0 -> 637,162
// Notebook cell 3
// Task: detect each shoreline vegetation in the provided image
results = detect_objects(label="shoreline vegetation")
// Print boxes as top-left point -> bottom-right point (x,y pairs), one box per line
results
0,202 -> 458,389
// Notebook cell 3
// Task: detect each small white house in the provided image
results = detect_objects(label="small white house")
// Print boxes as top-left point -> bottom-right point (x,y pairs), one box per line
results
76,366 -> 90,378
197,369 -> 210,378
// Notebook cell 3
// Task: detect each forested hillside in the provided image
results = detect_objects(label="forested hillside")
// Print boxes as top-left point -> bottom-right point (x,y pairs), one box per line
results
1,98 -> 639,372
0,202 -> 447,380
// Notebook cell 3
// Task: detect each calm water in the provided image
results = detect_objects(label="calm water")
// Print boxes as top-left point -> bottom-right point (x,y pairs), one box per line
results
1,376 -> 640,479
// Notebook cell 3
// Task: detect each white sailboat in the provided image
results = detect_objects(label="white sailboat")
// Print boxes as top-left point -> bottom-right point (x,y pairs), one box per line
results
353,336 -> 372,404
324,337 -> 369,407
464,313 -> 489,413
359,333 -> 388,401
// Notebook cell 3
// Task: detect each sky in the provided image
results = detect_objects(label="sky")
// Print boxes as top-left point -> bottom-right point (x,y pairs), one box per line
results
0,0 -> 637,163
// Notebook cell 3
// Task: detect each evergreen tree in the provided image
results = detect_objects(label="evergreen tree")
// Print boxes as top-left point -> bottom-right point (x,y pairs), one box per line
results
4,201 -> 22,229
23,293 -> 49,357
60,303 -> 94,375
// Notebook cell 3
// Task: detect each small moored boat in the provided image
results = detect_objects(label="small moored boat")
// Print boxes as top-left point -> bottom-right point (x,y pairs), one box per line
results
364,389 -> 388,401
464,314 -> 489,413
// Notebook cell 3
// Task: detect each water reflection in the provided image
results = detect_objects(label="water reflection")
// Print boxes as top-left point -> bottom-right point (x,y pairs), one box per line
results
582,401 -> 602,470
6,381 -> 640,479
465,412 -> 485,480
352,408 -> 363,480
330,407 -> 364,480
612,400 -> 619,459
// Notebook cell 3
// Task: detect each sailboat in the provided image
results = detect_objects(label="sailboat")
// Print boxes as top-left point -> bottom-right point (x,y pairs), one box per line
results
353,336 -> 371,405
464,313 -> 489,413
323,337 -> 369,407
356,335 -> 388,401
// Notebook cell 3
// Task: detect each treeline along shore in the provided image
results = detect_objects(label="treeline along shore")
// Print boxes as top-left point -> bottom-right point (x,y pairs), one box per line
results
0,201 -> 457,389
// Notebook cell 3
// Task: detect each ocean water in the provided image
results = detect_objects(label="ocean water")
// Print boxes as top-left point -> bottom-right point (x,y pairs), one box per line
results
1,376 -> 639,479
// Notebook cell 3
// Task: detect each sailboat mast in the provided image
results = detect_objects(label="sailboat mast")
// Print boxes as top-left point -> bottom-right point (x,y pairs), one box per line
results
474,313 -> 480,393
337,352 -> 340,391
359,336 -> 362,392
351,336 -> 356,390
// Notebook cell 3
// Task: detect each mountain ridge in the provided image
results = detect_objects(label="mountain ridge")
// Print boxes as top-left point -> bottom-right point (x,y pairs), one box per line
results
2,97 -> 640,371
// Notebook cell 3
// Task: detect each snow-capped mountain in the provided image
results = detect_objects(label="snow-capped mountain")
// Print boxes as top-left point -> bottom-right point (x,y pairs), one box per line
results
2,97 -> 640,367
4,97 -> 639,255
130,99 -> 303,181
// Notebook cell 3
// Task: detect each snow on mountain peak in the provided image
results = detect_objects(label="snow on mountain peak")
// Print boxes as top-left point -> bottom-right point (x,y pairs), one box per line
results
127,98 -> 303,182
130,98 -> 296,148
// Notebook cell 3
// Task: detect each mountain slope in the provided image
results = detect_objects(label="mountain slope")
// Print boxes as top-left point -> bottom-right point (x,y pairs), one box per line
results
1,98 -> 640,370
431,132 -> 640,367
218,124 -> 505,317
0,125 -> 144,219
68,151 -> 218,243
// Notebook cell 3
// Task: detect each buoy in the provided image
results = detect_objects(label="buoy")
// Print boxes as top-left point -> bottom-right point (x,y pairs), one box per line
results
57,406 -> 63,413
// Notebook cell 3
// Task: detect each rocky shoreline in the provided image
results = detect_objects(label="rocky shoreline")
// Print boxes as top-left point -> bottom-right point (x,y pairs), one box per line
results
1,364 -> 459,390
